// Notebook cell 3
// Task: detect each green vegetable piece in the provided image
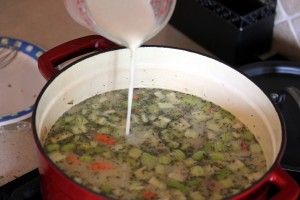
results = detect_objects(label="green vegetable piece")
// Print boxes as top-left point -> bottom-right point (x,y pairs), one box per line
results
184,158 -> 197,166
204,142 -> 213,152
187,178 -> 202,189
184,129 -> 199,139
172,150 -> 186,160
190,166 -> 204,177
250,143 -> 262,153
201,102 -> 212,112
61,143 -> 76,152
220,132 -> 232,143
209,152 -> 224,161
182,96 -> 199,106
146,104 -> 159,115
128,148 -> 142,159
64,115 -> 75,123
141,153 -> 157,168
220,178 -> 234,188
46,143 -> 60,152
159,155 -> 172,165
79,155 -> 93,162
216,168 -> 232,180
192,151 -> 205,161
214,142 -> 224,152
155,164 -> 165,174
73,115 -> 88,125
168,141 -> 179,149
102,183 -> 112,193
166,180 -> 189,193
87,146 -> 104,155
244,130 -> 254,140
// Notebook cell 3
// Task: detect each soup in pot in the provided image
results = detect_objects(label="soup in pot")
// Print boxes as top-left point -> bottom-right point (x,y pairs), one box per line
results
44,88 -> 266,200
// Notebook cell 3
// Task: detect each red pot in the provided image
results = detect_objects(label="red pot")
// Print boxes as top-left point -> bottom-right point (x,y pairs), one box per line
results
33,35 -> 300,200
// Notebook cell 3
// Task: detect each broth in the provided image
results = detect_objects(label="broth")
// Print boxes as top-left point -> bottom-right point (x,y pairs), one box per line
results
44,88 -> 266,200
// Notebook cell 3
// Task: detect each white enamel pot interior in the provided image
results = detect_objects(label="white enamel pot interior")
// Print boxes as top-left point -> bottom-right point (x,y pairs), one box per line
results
34,45 -> 298,199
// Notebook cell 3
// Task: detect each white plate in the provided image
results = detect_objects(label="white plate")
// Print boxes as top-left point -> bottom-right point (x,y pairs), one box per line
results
0,37 -> 46,126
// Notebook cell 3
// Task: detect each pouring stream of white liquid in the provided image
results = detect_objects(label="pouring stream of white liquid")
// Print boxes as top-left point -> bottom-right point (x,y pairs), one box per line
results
86,0 -> 156,135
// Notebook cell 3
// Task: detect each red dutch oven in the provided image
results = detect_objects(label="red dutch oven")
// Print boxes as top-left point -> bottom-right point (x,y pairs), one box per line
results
33,35 -> 300,200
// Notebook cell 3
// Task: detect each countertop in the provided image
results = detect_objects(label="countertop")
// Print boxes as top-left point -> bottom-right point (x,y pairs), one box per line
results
0,0 -> 210,186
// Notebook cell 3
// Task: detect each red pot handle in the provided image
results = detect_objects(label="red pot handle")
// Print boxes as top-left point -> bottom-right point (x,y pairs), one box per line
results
269,165 -> 299,200
38,35 -> 118,80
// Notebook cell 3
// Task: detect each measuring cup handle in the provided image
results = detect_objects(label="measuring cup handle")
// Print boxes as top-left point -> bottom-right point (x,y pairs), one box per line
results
38,35 -> 118,80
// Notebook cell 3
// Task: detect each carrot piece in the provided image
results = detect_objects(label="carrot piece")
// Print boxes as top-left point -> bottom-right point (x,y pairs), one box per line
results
90,162 -> 113,171
94,134 -> 115,145
241,140 -> 248,151
133,95 -> 140,100
142,191 -> 158,200
66,154 -> 80,165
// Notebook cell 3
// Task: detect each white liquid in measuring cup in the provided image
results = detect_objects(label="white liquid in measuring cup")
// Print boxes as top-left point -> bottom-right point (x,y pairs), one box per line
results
85,0 -> 156,136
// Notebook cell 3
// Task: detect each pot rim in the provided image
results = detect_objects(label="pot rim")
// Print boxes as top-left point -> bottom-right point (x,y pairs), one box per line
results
32,45 -> 287,199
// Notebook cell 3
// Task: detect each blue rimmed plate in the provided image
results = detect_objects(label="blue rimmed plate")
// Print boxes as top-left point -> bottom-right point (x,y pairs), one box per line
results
0,37 -> 46,126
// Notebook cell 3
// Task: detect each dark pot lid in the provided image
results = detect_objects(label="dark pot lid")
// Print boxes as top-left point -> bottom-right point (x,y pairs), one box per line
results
239,61 -> 300,172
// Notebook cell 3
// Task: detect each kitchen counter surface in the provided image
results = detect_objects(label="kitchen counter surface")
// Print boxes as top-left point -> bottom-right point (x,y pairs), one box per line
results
0,0 -> 210,186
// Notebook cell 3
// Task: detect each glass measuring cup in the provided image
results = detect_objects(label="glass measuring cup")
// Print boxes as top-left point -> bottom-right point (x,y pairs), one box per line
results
64,0 -> 176,48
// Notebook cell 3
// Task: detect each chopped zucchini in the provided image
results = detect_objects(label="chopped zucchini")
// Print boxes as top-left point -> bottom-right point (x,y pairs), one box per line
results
190,166 -> 204,177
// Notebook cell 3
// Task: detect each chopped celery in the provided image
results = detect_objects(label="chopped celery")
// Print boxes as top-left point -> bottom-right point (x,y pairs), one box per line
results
48,151 -> 66,163
141,153 -> 157,169
166,180 -> 189,193
204,142 -> 213,152
192,111 -> 212,122
243,130 -> 254,140
46,143 -> 60,152
190,166 -> 204,177
128,148 -> 142,159
159,155 -> 172,165
170,118 -> 191,132
182,96 -> 199,106
61,143 -> 76,152
220,178 -> 234,188
64,115 -> 75,123
79,155 -> 93,162
184,129 -> 199,139
220,132 -> 232,143
72,115 -> 88,125
206,120 -> 220,131
209,152 -> 225,161
192,151 -> 205,161
71,124 -> 87,134
250,143 -> 262,153
201,102 -> 212,112
184,158 -> 197,166
214,142 -> 224,152
216,168 -> 231,180
153,116 -> 171,128
213,112 -> 222,120
102,183 -> 112,193
154,91 -> 166,99
168,141 -> 180,149
155,164 -> 165,174
172,150 -> 186,160
146,104 -> 160,115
